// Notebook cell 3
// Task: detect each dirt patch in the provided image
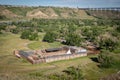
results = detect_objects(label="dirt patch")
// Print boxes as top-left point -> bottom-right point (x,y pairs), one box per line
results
0,9 -> 21,18
26,9 -> 48,18
43,8 -> 58,18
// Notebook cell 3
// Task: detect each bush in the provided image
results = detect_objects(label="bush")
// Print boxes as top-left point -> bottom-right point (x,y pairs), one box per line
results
63,66 -> 84,80
0,15 -> 7,20
11,28 -> 19,34
98,50 -> 120,69
0,31 -> 2,34
20,30 -> 31,39
98,51 -> 113,68
29,33 -> 38,40
48,66 -> 84,80
98,37 -> 118,51
43,31 -> 57,43
116,25 -> 120,33
65,33 -> 83,46
48,73 -> 67,80
20,30 -> 38,41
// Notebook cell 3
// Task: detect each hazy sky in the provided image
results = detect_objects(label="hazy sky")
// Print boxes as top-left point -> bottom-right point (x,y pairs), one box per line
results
0,0 -> 120,8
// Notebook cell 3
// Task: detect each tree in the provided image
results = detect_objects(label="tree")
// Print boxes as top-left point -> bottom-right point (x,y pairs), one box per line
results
98,51 -> 113,68
11,28 -> 19,34
116,25 -> 120,33
65,33 -> 83,46
43,31 -> 57,43
0,15 -> 7,20
29,33 -> 38,40
81,26 -> 102,42
20,30 -> 31,39
20,30 -> 38,41
98,37 -> 118,51
81,27 -> 93,41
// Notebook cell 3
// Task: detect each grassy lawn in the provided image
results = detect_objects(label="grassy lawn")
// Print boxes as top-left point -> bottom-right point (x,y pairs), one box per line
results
28,41 -> 64,50
0,33 -> 119,80
28,32 -> 65,50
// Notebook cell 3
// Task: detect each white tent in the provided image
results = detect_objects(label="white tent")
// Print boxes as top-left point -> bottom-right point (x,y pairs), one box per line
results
66,49 -> 71,54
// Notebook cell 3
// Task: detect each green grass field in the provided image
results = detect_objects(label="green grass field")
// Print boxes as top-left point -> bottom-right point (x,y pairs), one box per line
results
0,33 -> 118,80
28,32 -> 65,50
28,41 -> 64,50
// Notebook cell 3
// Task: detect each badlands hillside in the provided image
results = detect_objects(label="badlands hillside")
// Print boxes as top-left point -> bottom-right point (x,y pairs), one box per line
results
0,5 -> 94,20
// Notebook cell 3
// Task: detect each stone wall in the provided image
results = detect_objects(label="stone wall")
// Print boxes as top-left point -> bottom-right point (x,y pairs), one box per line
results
45,53 -> 87,63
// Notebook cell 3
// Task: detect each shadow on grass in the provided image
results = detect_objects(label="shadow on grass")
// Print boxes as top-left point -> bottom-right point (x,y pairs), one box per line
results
90,57 -> 102,68
90,57 -> 99,63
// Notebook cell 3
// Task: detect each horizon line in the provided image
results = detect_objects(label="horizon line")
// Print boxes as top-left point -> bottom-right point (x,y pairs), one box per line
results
0,4 -> 120,9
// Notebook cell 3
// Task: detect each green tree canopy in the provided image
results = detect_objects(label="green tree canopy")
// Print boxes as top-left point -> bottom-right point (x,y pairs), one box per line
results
20,30 -> 31,39
20,30 -> 38,41
97,36 -> 118,51
98,51 -> 113,68
65,33 -> 83,46
43,31 -> 57,43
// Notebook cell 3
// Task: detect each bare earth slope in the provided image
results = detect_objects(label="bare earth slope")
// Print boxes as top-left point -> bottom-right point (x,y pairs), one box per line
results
0,5 -> 94,20
26,9 -> 48,18
0,6 -> 22,19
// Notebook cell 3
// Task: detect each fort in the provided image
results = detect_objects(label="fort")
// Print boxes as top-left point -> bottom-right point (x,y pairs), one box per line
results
14,46 -> 88,64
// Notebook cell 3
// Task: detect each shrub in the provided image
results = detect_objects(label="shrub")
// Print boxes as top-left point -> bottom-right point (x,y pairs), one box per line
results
20,30 -> 38,41
116,25 -> 120,33
98,51 -> 113,68
29,33 -> 38,40
43,31 -> 57,43
11,28 -> 19,34
63,66 -> 84,80
48,66 -> 84,80
98,37 -> 118,51
65,33 -> 83,46
20,30 -> 31,39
